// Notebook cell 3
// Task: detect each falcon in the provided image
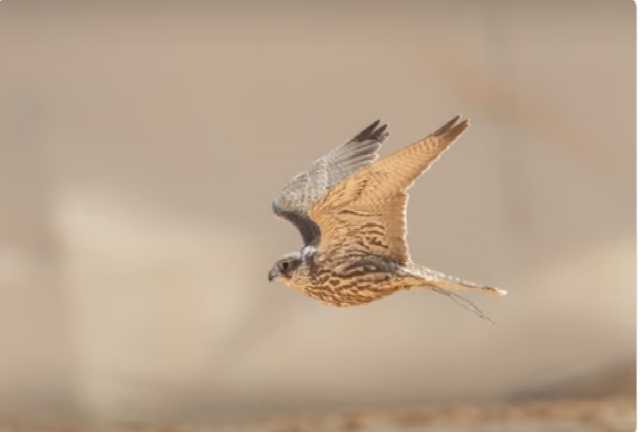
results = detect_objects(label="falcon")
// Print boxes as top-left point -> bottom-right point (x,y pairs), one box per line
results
269,115 -> 506,318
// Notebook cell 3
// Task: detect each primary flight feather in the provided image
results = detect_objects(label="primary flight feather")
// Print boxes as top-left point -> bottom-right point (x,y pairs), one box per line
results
269,116 -> 506,318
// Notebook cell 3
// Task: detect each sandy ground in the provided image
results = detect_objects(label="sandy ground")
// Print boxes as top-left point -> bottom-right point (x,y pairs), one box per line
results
1,398 -> 634,431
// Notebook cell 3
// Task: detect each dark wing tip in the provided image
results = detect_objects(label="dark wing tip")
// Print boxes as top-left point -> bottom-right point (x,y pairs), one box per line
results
432,115 -> 469,141
353,119 -> 389,143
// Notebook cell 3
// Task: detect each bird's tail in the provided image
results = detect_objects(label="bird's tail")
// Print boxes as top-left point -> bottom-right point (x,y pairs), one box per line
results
404,264 -> 507,323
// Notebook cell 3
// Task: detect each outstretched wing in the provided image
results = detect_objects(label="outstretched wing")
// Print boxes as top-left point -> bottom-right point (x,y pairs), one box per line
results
273,120 -> 388,245
309,115 -> 468,264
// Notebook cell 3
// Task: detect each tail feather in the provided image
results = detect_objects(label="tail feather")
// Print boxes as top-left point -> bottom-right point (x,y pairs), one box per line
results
404,264 -> 507,322
407,264 -> 507,296
427,270 -> 508,297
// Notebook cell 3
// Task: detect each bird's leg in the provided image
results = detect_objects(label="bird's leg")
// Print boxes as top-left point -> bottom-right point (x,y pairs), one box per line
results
431,287 -> 495,324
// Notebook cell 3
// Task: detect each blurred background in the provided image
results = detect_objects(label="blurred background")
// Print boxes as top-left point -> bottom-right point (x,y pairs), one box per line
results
0,0 -> 634,428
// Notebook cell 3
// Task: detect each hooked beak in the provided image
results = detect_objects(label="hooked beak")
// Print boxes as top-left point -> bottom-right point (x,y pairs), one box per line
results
268,269 -> 277,282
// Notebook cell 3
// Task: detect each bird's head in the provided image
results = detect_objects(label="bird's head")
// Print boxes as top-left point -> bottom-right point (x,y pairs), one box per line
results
268,252 -> 302,282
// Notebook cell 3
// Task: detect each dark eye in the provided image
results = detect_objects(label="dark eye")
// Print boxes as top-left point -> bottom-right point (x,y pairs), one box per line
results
280,261 -> 289,272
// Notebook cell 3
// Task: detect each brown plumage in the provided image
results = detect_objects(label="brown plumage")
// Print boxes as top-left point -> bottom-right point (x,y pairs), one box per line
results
269,116 -> 506,319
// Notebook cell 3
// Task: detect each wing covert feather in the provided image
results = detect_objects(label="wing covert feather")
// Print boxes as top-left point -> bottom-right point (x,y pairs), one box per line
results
310,115 -> 469,263
273,120 -> 388,245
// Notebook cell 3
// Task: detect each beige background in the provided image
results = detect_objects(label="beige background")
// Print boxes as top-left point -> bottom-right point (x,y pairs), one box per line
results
0,0 -> 634,426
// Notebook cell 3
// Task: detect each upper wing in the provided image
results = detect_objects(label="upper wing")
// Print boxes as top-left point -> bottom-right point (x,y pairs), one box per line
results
309,115 -> 469,264
272,120 -> 388,245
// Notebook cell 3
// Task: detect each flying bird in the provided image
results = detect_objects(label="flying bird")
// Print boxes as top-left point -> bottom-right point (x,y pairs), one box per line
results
269,115 -> 506,319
